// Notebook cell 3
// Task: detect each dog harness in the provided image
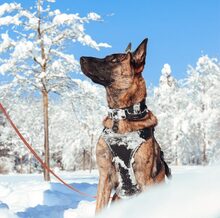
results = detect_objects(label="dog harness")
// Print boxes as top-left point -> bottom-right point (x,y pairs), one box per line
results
102,127 -> 153,198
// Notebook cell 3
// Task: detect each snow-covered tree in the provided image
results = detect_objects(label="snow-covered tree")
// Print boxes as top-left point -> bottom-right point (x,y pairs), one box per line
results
0,79 -> 106,172
148,64 -> 181,164
148,56 -> 220,165
0,0 -> 110,179
62,80 -> 106,171
0,85 -> 43,173
185,56 -> 220,164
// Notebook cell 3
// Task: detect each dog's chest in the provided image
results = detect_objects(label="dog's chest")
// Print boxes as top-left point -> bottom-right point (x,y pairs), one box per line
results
102,128 -> 149,198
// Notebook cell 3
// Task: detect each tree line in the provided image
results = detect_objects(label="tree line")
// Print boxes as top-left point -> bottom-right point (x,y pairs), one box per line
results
0,56 -> 219,175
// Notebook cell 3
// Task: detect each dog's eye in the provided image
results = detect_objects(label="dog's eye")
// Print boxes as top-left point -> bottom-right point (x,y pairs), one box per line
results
119,54 -> 126,61
111,58 -> 117,63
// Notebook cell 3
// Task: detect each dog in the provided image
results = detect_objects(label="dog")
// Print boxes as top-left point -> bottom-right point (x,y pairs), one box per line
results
80,38 -> 171,213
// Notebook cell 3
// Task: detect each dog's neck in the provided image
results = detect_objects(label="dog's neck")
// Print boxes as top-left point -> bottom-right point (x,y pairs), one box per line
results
108,98 -> 148,121
106,76 -> 147,109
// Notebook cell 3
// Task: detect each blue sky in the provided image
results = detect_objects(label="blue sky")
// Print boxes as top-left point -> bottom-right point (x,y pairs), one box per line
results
1,0 -> 220,86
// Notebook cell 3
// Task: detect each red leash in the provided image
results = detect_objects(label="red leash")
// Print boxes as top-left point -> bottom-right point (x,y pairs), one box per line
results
0,102 -> 96,199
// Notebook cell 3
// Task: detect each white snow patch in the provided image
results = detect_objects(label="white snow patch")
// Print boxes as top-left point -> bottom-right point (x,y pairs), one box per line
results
97,166 -> 220,218
0,201 -> 18,218
52,13 -> 80,25
0,167 -> 219,218
64,201 -> 95,218
0,33 -> 13,52
0,3 -> 21,17
77,34 -> 111,50
12,41 -> 33,59
0,209 -> 18,218
39,71 -> 46,79
87,12 -> 101,21
0,171 -> 98,218
161,63 -> 171,76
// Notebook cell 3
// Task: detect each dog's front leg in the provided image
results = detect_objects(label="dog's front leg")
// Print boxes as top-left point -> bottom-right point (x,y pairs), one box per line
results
96,171 -> 112,213
133,139 -> 154,190
95,137 -> 113,213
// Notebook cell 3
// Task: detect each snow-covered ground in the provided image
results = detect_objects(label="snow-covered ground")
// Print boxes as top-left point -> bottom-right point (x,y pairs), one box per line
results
0,166 -> 220,218
0,170 -> 98,218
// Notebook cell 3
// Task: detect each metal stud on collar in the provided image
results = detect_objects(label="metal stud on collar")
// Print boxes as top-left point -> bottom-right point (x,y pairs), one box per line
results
133,103 -> 141,114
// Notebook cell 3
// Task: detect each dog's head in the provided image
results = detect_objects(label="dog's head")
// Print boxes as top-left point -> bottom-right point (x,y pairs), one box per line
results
80,39 -> 148,108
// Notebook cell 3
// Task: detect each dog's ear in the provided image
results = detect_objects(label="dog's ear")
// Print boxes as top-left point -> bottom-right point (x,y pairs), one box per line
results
125,42 -> 132,53
132,38 -> 148,73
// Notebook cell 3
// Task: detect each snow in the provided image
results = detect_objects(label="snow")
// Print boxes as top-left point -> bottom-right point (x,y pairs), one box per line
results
102,128 -> 145,150
0,14 -> 21,26
0,205 -> 18,218
161,63 -> 171,76
0,171 -> 98,218
52,13 -> 79,25
46,0 -> 56,3
64,201 -> 95,218
97,166 -> 220,218
0,33 -> 13,53
39,71 -> 46,79
0,3 -> 21,17
0,166 -> 219,218
12,41 -> 33,59
77,34 -> 111,50
87,13 -> 101,21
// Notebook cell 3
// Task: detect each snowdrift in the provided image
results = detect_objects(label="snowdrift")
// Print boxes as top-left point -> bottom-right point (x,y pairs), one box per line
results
0,167 -> 220,218
0,171 -> 97,218
97,166 -> 220,218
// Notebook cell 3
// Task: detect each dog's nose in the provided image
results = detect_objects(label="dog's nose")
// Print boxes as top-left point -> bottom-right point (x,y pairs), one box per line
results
80,57 -> 87,65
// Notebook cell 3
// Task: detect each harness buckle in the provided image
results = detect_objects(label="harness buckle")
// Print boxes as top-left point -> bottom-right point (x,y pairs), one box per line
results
112,110 -> 119,120
108,109 -> 126,120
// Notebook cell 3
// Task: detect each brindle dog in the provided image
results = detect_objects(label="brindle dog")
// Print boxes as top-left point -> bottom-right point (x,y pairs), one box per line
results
80,38 -> 171,213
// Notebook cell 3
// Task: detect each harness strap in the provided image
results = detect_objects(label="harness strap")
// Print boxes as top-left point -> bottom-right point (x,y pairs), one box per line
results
102,127 -> 154,198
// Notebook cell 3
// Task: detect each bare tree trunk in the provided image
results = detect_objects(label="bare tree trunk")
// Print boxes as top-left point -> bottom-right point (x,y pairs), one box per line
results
202,144 -> 207,164
29,158 -> 32,174
20,156 -> 23,174
201,97 -> 207,165
89,147 -> 93,173
42,91 -> 50,181
83,149 -> 86,171
37,0 -> 50,181
175,153 -> 178,165
89,134 -> 94,173
202,135 -> 207,165
174,135 -> 179,165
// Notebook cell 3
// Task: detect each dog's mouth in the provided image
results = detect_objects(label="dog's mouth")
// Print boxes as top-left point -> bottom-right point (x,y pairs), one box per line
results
80,56 -> 113,86
80,57 -> 91,76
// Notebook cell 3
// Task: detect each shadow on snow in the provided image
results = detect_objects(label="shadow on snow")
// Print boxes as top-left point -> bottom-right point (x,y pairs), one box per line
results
16,182 -> 97,218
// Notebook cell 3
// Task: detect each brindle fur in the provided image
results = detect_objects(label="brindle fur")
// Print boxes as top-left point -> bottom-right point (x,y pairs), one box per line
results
80,38 -> 169,213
